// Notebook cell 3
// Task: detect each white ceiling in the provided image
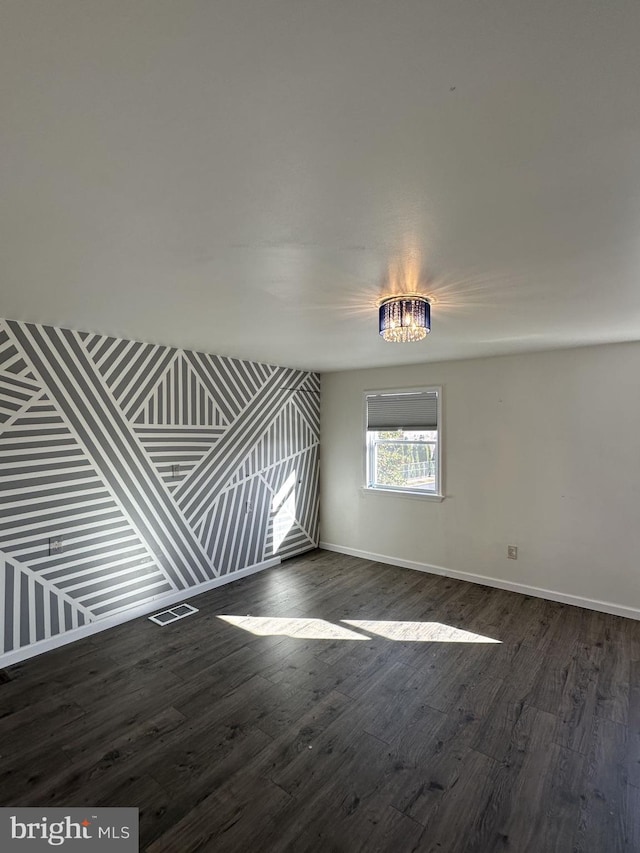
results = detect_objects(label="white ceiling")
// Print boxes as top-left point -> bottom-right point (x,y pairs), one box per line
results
2,1 -> 640,372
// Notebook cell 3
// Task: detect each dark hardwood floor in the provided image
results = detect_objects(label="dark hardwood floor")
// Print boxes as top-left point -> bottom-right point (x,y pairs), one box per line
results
1,549 -> 639,852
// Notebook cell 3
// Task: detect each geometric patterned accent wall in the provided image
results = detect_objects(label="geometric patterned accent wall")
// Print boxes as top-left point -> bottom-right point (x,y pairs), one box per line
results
0,319 -> 319,656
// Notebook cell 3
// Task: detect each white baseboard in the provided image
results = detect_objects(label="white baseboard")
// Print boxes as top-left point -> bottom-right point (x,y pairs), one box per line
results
319,542 -> 640,622
0,557 -> 281,669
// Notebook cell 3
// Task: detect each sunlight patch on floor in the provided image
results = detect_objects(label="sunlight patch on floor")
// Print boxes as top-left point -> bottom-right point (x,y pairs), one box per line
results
342,619 -> 501,643
217,614 -> 368,640
218,614 -> 501,644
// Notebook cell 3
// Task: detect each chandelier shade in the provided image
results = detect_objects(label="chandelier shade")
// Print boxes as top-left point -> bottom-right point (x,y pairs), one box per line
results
378,296 -> 431,343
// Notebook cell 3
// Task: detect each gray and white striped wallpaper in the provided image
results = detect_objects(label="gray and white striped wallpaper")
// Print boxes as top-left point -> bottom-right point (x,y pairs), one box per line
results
0,319 -> 319,657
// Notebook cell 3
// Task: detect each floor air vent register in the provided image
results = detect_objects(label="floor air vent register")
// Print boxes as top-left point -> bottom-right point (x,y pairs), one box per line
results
149,603 -> 199,626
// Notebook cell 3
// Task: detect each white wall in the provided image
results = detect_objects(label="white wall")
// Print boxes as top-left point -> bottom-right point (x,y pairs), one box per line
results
320,342 -> 640,617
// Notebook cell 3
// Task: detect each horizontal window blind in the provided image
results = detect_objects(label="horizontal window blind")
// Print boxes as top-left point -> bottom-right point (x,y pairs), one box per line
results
366,391 -> 438,431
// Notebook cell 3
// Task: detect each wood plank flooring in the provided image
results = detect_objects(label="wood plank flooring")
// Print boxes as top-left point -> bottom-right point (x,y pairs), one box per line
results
1,549 -> 639,852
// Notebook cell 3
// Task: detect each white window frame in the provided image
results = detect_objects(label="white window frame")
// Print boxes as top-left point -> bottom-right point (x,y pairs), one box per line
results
363,386 -> 444,501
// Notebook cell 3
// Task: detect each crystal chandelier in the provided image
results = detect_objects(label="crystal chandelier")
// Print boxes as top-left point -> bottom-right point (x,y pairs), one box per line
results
379,295 -> 431,343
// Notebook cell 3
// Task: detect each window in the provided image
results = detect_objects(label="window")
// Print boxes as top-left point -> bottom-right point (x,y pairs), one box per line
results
365,388 -> 442,497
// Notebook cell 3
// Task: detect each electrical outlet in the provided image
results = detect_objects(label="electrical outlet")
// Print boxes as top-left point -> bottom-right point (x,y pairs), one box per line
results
171,463 -> 181,478
49,537 -> 64,555
246,500 -> 252,513
507,545 -> 518,560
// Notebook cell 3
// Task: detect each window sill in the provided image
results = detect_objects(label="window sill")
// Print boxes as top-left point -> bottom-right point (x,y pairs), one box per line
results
361,486 -> 445,502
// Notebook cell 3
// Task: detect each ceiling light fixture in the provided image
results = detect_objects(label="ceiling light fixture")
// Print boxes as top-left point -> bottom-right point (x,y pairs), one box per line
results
379,295 -> 431,343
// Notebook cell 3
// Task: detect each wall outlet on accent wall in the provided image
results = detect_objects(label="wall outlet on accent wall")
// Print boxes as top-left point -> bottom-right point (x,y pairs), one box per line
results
507,545 -> 518,560
49,537 -> 64,555
171,464 -> 181,478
